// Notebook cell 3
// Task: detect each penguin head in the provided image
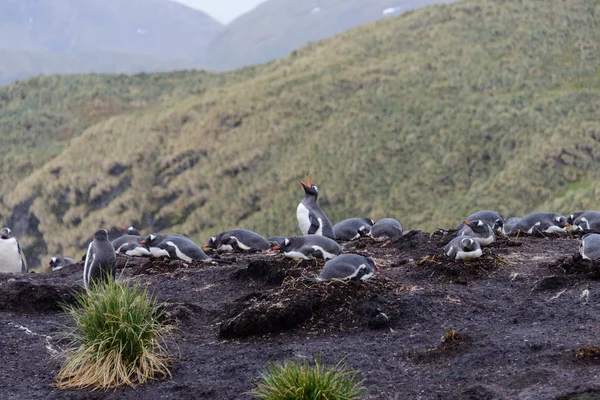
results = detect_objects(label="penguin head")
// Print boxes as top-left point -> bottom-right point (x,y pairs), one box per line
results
94,229 -> 110,241
120,226 -> 141,236
463,220 -> 488,234
358,225 -> 372,237
203,236 -> 219,249
365,256 -> 379,272
47,256 -> 59,270
140,234 -> 159,246
553,215 -> 569,228
460,237 -> 478,252
271,237 -> 292,253
0,227 -> 12,239
299,175 -> 318,197
492,218 -> 504,233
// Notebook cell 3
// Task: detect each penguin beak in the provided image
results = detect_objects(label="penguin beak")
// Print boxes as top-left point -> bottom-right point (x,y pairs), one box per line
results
563,222 -> 569,227
375,265 -> 380,271
119,226 -> 126,231
46,264 -> 52,270
203,244 -> 210,248
140,240 -> 147,245
299,175 -> 312,188
463,221 -> 473,227
268,245 -> 281,252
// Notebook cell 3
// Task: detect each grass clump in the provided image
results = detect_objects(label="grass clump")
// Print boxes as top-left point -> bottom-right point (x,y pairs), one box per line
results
56,279 -> 173,390
253,356 -> 366,400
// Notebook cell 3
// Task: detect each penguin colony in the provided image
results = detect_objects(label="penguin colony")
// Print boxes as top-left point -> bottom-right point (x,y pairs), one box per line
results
1,176 -> 600,287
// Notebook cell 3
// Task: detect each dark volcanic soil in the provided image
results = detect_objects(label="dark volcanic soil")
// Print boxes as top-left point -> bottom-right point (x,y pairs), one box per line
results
2,231 -> 600,399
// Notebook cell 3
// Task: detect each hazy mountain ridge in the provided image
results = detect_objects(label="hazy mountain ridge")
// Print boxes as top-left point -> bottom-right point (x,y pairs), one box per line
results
203,0 -> 457,70
0,0 -> 223,83
2,0 -> 600,267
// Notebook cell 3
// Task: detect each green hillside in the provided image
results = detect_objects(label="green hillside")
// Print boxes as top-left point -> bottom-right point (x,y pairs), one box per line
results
204,0 -> 455,70
2,0 -> 600,267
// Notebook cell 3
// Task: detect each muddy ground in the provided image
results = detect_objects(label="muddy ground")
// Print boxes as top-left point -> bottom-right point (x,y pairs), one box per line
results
1,230 -> 600,400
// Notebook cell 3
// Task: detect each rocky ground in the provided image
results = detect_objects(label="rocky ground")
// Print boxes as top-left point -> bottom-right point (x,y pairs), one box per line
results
1,230 -> 600,400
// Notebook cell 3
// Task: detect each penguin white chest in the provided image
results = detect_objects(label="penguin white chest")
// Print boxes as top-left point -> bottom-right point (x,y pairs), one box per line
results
0,238 -> 22,273
297,203 -> 311,236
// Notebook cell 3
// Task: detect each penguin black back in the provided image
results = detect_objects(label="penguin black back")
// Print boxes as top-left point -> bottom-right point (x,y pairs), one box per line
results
83,229 -> 116,290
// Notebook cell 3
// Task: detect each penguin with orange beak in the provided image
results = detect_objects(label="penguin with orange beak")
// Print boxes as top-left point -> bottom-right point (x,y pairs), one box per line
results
296,175 -> 335,240
458,220 -> 495,246
509,212 -> 569,235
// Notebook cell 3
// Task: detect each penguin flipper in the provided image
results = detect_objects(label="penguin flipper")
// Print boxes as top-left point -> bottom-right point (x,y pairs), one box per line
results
307,215 -> 321,235
17,242 -> 28,273
82,242 -> 94,290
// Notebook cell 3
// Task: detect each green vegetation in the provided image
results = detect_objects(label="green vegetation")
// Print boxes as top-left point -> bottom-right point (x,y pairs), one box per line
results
253,357 -> 366,400
56,280 -> 172,390
1,0 -> 600,267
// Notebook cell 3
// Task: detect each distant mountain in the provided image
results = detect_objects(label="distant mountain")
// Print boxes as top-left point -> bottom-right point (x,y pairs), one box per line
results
0,0 -> 223,83
202,0 -> 456,70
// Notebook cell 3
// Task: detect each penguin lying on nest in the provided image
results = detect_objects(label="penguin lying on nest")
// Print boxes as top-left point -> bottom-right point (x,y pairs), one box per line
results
269,235 -> 342,260
142,234 -> 211,262
572,211 -> 600,233
445,236 -> 482,261
458,220 -> 495,245
509,212 -> 569,235
307,254 -> 378,281
580,233 -> 600,261
457,210 -> 505,235
371,218 -> 403,242
204,229 -> 271,252
333,218 -> 374,241
47,256 -> 75,271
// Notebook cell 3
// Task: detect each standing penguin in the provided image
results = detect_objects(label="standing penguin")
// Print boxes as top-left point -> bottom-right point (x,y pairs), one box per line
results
311,254 -> 378,281
83,229 -> 117,290
47,256 -> 75,271
580,233 -> 600,261
445,236 -> 482,260
296,175 -> 335,240
458,220 -> 495,245
0,227 -> 27,273
270,235 -> 342,260
333,218 -> 375,241
371,218 -> 403,241
511,212 -> 569,235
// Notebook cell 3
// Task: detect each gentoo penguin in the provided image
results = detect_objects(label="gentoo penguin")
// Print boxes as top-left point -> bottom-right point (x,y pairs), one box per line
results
333,218 -> 375,241
580,233 -> 600,261
572,211 -> 600,233
83,229 -> 116,290
270,235 -> 342,260
111,231 -> 151,257
458,220 -> 495,245
296,175 -> 336,240
568,212 -> 587,226
120,226 -> 141,236
0,227 -> 27,273
458,210 -> 505,234
47,256 -> 75,271
504,217 -> 522,236
511,212 -> 569,235
311,254 -> 378,281
143,234 -> 211,262
444,236 -> 482,260
203,229 -> 271,252
371,218 -> 403,241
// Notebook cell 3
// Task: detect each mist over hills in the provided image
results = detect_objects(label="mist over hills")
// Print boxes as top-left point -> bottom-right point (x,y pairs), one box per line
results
0,0 -> 453,83
202,0 -> 457,70
0,0 -> 223,83
1,0 -> 600,268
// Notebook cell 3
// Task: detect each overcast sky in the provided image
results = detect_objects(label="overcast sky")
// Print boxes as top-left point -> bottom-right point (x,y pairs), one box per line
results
171,0 -> 267,24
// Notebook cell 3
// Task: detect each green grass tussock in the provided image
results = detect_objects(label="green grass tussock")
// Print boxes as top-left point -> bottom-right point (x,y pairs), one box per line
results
56,279 -> 173,390
253,357 -> 367,400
